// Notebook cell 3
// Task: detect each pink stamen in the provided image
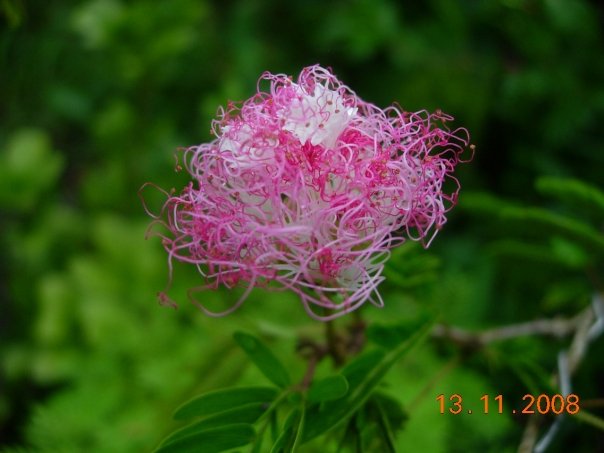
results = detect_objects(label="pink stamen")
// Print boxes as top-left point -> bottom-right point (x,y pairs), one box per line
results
142,65 -> 471,320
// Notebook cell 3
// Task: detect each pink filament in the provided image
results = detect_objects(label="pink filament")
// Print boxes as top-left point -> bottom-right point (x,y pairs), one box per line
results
144,65 -> 471,321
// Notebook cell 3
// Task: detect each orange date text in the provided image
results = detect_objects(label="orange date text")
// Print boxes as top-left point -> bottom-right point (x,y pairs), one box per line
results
436,393 -> 580,415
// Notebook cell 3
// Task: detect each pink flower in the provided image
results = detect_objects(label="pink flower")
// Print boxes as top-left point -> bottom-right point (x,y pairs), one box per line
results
143,65 -> 471,321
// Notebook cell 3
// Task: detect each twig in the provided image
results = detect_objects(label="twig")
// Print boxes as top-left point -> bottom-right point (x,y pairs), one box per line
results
345,317 -> 367,356
431,309 -> 589,348
296,339 -> 327,390
518,415 -> 541,453
297,317 -> 367,390
299,349 -> 323,390
326,320 -> 346,366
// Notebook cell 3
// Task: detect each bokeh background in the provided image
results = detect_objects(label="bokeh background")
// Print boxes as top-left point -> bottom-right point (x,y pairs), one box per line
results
1,0 -> 603,451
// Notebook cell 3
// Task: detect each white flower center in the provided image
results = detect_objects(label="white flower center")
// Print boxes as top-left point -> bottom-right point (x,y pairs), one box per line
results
219,124 -> 275,169
282,84 -> 357,149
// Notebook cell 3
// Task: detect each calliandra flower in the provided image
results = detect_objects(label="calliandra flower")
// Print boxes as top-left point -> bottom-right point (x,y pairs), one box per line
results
142,65 -> 471,321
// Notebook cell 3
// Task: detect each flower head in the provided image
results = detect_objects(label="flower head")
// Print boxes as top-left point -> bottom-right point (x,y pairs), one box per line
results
143,65 -> 470,321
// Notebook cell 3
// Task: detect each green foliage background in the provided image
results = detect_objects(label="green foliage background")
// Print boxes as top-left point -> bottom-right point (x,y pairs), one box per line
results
1,0 -> 603,451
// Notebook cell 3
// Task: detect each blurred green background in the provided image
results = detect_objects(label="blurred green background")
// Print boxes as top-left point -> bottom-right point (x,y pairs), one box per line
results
1,0 -> 603,451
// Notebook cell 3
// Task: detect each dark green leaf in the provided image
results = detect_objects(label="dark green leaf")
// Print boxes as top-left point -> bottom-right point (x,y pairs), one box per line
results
307,374 -> 349,403
268,406 -> 305,453
302,318 -> 434,443
290,405 -> 305,452
346,395 -> 405,453
337,415 -> 363,453
174,386 -> 278,420
339,349 -> 386,391
536,177 -> 604,217
488,240 -> 572,267
461,192 -> 604,254
269,426 -> 289,453
459,191 -> 515,214
574,411 -> 604,431
287,391 -> 303,405
370,397 -> 398,453
155,424 -> 255,453
371,392 -> 407,434
357,402 -> 393,453
500,207 -> 604,254
162,403 -> 267,445
234,332 -> 291,388
366,314 -> 435,349
505,356 -> 558,396
550,236 -> 590,268
270,409 -> 279,443
383,243 -> 440,289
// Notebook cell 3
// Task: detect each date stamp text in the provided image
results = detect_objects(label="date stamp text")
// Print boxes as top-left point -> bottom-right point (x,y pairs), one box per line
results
436,393 -> 580,415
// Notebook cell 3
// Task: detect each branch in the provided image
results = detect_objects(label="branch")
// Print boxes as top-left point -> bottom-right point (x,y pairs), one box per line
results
296,317 -> 367,390
431,307 -> 590,348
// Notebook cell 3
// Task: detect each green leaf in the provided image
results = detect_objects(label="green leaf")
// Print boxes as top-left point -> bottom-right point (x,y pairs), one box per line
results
290,405 -> 306,453
461,192 -> 604,254
366,314 -> 434,350
249,389 -> 293,453
337,415 -> 363,453
162,403 -> 267,446
301,318 -> 434,443
488,237 -> 592,269
287,391 -> 303,405
371,392 -> 407,435
383,243 -> 440,289
355,406 -> 389,453
0,128 -> 64,211
269,407 -> 305,453
459,191 -> 515,214
536,177 -> 604,217
307,374 -> 349,403
155,424 -> 256,453
269,424 -> 290,453
340,349 -> 385,389
173,387 -> 278,420
233,332 -> 291,388
500,206 -> 604,254
488,240 -> 569,266
504,355 -> 557,396
574,410 -> 604,431
342,395 -> 405,453
550,236 -> 590,268
370,397 -> 398,453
